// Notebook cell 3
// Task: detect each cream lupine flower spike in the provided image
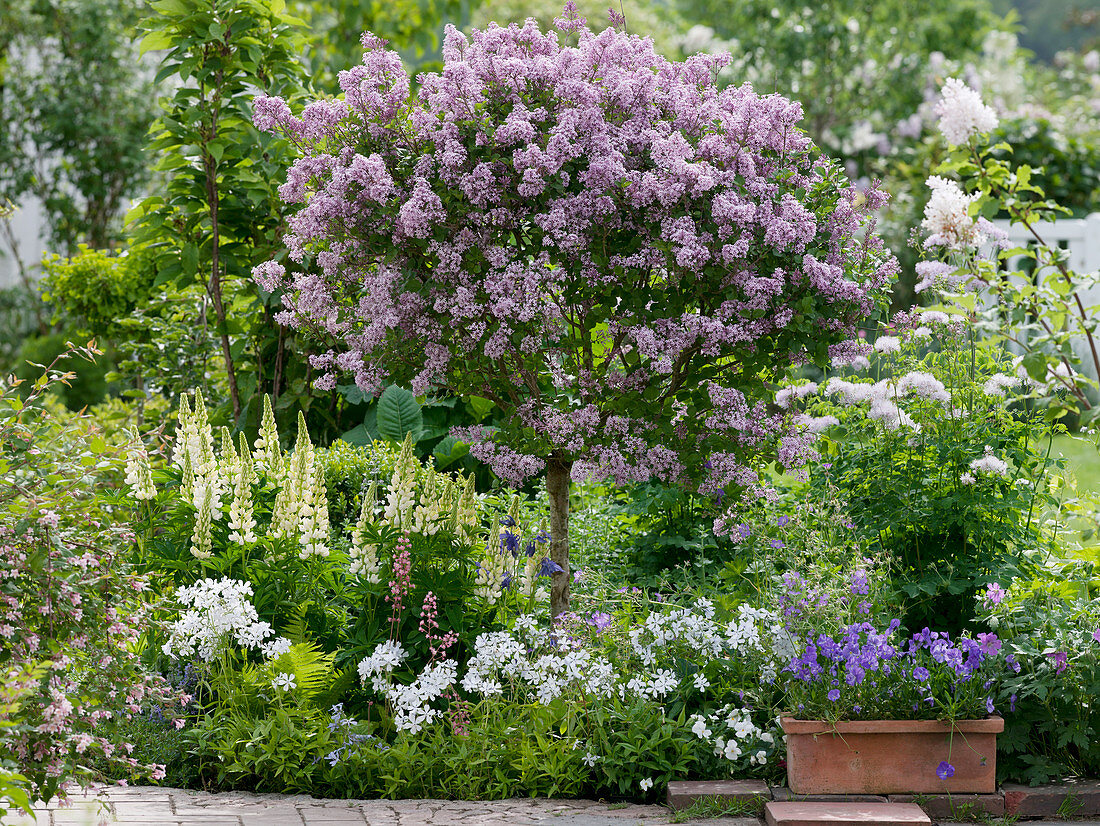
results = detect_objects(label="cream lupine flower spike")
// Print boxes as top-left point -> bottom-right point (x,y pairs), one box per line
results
298,463 -> 330,558
227,432 -> 257,545
190,484 -> 214,559
189,390 -> 224,512
454,473 -> 478,538
172,394 -> 193,469
272,412 -> 313,539
411,463 -> 442,536
253,394 -> 284,483
350,482 -> 383,582
124,432 -> 156,501
383,434 -> 417,529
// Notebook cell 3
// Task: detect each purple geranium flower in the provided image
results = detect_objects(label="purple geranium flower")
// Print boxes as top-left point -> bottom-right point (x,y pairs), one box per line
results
588,611 -> 612,632
1047,651 -> 1069,674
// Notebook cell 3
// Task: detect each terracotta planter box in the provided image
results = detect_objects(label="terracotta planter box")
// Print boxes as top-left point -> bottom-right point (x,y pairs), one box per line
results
781,716 -> 1004,795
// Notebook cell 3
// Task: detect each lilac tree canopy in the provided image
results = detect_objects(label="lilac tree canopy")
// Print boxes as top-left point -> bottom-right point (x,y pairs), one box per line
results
251,7 -> 896,570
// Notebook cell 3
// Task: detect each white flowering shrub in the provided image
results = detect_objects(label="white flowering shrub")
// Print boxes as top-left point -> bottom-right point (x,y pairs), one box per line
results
775,308 -> 1062,636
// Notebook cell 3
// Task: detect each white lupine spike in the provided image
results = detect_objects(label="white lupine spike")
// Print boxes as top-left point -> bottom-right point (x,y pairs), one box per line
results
124,432 -> 156,501
383,434 -> 417,529
412,467 -> 442,535
349,482 -> 384,582
190,484 -> 214,559
454,474 -> 478,537
253,394 -> 284,483
299,463 -> 330,558
219,426 -> 239,479
172,394 -> 193,469
228,432 -> 257,545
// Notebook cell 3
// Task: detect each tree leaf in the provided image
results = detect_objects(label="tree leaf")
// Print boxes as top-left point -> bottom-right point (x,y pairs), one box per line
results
376,385 -> 422,443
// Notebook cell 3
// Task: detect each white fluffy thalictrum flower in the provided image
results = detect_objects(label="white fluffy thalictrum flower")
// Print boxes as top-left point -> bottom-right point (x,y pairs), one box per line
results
935,77 -> 999,146
922,176 -> 986,250
124,433 -> 156,501
969,445 -> 1009,477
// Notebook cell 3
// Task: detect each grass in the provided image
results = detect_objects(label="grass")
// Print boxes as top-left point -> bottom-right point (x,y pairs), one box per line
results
1050,433 -> 1100,494
668,795 -> 767,822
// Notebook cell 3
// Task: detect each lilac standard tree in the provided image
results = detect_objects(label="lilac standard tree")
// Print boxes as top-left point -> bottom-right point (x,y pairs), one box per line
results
251,6 -> 896,617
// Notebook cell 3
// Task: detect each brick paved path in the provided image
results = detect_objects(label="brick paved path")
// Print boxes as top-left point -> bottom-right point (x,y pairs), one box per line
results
8,787 -> 761,826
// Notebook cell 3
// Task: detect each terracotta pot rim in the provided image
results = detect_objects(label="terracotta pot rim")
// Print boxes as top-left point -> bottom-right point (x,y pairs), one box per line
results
780,715 -> 1005,735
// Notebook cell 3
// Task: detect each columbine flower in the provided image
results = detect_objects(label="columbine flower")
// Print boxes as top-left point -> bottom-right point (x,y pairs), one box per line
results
639,777 -> 653,792
936,761 -> 956,780
935,77 -> 999,146
272,672 -> 296,691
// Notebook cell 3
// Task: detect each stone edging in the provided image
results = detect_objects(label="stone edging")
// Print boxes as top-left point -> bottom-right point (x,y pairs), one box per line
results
666,779 -> 1100,820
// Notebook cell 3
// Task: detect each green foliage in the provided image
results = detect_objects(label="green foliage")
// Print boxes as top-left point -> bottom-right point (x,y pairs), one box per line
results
132,0 -> 319,426
41,245 -> 157,337
679,0 -> 1000,159
297,0 -> 476,86
977,566 -> 1100,782
0,0 -> 155,253
14,334 -> 110,410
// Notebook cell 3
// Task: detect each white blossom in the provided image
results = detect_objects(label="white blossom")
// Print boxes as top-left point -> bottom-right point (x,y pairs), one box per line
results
935,77 -> 999,146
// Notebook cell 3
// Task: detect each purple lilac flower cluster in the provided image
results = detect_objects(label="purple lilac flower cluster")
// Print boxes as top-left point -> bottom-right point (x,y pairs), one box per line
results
783,621 -> 1007,722
250,9 -> 895,515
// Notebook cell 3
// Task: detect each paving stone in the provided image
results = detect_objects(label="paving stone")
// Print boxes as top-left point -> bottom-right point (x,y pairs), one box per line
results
765,801 -> 931,826
667,779 -> 771,811
887,793 -> 1004,819
1003,781 -> 1100,818
771,787 -> 888,803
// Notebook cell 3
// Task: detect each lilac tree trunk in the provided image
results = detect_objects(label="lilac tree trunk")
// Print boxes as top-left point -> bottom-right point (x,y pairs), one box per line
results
546,454 -> 572,619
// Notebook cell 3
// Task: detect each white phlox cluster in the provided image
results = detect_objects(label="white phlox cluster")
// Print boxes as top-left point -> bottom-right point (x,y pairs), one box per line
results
359,603 -> 784,736
163,577 -> 291,661
689,706 -> 774,765
359,640 -> 456,734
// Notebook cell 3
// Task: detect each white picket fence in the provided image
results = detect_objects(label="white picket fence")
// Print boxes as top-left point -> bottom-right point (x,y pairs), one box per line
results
991,213 -> 1100,384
